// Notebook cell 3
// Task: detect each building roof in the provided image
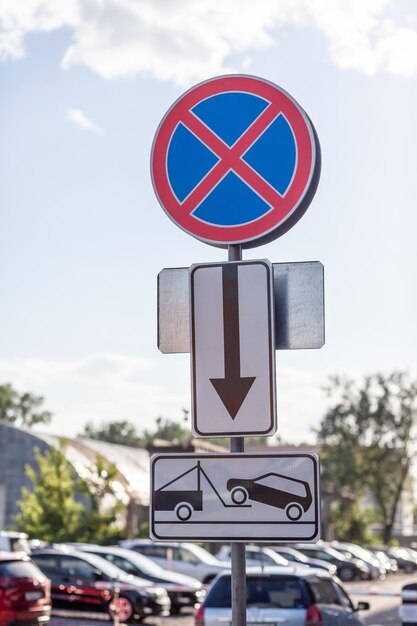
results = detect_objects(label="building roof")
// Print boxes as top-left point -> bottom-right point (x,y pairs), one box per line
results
0,424 -> 150,506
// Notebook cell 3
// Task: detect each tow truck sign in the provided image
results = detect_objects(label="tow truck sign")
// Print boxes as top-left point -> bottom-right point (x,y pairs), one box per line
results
150,452 -> 320,542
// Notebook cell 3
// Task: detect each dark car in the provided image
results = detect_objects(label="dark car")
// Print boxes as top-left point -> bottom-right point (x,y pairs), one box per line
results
0,551 -> 51,626
329,542 -> 383,580
293,544 -> 368,582
384,546 -> 417,573
195,566 -> 369,625
31,549 -> 170,622
269,546 -> 338,576
366,547 -> 398,574
74,544 -> 204,613
226,472 -> 312,521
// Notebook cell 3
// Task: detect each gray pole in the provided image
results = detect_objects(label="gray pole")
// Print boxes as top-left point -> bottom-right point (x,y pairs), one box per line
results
228,243 -> 246,626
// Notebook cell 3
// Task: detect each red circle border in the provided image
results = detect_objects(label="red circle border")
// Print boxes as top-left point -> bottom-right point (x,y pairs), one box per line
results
151,75 -> 320,247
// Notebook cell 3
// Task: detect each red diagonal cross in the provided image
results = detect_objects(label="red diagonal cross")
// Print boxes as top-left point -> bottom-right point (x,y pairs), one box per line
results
180,103 -> 287,215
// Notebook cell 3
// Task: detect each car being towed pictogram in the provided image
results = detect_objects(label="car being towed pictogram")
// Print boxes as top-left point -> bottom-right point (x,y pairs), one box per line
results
226,472 -> 312,521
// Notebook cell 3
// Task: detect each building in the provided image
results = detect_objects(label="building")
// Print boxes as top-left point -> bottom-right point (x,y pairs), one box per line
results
0,423 -> 150,534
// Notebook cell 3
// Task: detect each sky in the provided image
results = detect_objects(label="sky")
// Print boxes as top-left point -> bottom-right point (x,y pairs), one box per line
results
0,0 -> 416,444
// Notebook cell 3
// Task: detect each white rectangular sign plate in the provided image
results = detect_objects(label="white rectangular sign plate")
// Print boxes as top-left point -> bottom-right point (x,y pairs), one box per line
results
150,452 -> 320,542
190,260 -> 276,437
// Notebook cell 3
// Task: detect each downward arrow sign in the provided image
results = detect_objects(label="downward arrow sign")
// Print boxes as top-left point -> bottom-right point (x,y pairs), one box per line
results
210,263 -> 256,419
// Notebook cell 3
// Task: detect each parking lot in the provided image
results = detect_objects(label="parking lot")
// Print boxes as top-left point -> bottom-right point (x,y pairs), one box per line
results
48,572 -> 417,626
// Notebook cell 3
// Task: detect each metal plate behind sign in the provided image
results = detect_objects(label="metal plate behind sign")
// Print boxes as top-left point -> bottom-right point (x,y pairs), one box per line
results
150,452 -> 320,542
158,261 -> 324,353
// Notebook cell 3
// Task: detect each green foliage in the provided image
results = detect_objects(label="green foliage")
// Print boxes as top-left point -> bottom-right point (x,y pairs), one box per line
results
0,383 -> 52,427
15,441 -> 84,542
16,442 -> 123,544
140,411 -> 191,446
81,419 -> 142,447
329,501 -> 378,545
317,371 -> 417,543
80,410 -> 275,450
137,521 -> 149,538
77,455 -> 123,544
80,410 -> 192,447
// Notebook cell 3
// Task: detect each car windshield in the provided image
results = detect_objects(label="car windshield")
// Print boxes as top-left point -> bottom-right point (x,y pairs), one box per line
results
341,545 -> 373,561
262,549 -> 288,566
323,547 -> 348,561
205,575 -> 307,609
281,549 -> 309,563
289,549 -> 310,563
82,552 -> 132,580
0,559 -> 43,579
186,543 -> 220,564
107,550 -> 166,576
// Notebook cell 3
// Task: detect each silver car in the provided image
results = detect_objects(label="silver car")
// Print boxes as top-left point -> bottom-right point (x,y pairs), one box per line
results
194,566 -> 369,625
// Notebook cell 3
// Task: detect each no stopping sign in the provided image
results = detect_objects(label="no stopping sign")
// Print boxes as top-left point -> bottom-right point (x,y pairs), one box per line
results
151,75 -> 321,248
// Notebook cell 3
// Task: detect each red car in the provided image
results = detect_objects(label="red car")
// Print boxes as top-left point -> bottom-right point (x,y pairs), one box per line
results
0,551 -> 51,626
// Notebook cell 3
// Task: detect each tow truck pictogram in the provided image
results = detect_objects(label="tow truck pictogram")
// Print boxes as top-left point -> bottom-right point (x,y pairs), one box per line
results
154,461 -> 252,521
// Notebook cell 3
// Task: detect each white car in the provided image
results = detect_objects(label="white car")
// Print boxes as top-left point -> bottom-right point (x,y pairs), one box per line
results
120,540 -> 230,584
400,583 -> 417,625
216,545 -> 289,568
195,566 -> 370,625
0,531 -> 30,553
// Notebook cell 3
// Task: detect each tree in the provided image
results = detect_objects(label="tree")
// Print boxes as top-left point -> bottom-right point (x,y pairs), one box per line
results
79,410 -> 192,447
79,411 -> 274,451
0,383 -> 52,427
16,441 -> 124,543
141,413 -> 191,446
15,440 -> 84,542
78,455 -> 123,544
80,419 -> 142,447
317,371 -> 417,544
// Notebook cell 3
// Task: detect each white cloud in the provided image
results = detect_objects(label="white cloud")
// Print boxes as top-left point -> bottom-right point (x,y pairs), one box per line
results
0,0 -> 416,84
0,0 -> 80,61
0,352 -> 189,437
67,108 -> 104,134
0,353 -> 330,443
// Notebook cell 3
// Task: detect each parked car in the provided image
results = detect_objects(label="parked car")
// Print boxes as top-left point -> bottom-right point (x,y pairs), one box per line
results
0,551 -> 51,626
194,566 -> 370,625
269,545 -> 338,576
215,545 -> 289,568
383,546 -> 417,573
293,544 -> 369,581
31,548 -> 170,622
366,547 -> 398,574
120,540 -> 230,584
330,542 -> 385,579
403,547 -> 417,565
0,531 -> 31,554
75,543 -> 204,613
399,581 -> 417,625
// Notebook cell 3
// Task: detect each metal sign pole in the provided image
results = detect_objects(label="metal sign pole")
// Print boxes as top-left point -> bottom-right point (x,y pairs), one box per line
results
228,244 -> 246,626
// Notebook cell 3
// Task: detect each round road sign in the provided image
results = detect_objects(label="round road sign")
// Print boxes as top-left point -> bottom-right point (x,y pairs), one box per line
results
151,75 -> 321,248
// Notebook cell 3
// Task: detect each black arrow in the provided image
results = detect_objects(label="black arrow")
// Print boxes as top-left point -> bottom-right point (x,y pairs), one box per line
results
210,263 -> 256,419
